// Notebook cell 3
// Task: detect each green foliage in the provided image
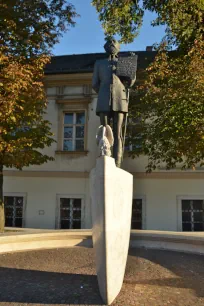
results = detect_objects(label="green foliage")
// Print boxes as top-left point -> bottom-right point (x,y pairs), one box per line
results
0,0 -> 78,168
92,0 -> 144,43
93,0 -> 203,48
0,0 -> 78,230
0,53 -> 55,169
143,0 -> 204,51
0,0 -> 78,57
130,41 -> 204,171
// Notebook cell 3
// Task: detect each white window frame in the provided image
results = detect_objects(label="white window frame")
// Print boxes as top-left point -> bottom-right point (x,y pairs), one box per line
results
177,195 -> 204,231
132,195 -> 146,230
62,111 -> 86,152
3,192 -> 27,228
56,194 -> 85,229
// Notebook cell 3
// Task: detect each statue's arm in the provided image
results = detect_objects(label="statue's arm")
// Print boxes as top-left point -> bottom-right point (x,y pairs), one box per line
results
92,61 -> 100,93
129,75 -> 136,88
120,75 -> 136,89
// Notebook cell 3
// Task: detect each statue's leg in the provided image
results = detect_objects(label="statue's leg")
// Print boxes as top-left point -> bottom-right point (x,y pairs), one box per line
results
113,112 -> 124,167
100,113 -> 110,126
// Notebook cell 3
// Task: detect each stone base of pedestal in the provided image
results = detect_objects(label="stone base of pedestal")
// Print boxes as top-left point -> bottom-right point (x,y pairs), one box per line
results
90,156 -> 133,305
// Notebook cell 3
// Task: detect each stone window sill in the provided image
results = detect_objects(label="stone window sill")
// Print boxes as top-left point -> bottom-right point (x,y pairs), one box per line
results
55,150 -> 89,156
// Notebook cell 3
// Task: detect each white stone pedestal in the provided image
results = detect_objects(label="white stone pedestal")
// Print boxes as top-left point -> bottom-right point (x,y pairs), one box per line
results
90,156 -> 133,305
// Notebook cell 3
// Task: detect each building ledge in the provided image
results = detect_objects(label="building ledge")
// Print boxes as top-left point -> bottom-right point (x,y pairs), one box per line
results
3,170 -> 89,178
56,98 -> 91,104
0,229 -> 204,255
55,150 -> 89,156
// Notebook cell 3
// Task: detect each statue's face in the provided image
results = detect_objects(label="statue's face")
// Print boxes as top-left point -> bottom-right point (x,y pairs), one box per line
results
104,39 -> 120,55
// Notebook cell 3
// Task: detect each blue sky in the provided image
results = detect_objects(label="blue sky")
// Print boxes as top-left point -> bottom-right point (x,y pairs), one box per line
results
53,0 -> 166,55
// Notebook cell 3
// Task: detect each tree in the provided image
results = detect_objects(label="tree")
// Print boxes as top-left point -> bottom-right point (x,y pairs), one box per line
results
130,40 -> 204,171
92,0 -> 203,47
92,0 -> 144,43
93,0 -> 204,171
1,0 -> 78,57
0,0 -> 78,232
143,0 -> 203,52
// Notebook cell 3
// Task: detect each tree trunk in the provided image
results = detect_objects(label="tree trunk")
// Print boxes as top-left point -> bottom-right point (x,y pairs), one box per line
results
0,164 -> 4,233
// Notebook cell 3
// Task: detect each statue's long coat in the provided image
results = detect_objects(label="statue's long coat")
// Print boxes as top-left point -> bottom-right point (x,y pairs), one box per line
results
92,58 -> 128,115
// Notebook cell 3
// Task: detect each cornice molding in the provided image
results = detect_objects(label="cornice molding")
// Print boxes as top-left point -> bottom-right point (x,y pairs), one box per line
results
132,171 -> 204,179
4,170 -> 204,179
4,170 -> 89,178
56,98 -> 91,105
44,73 -> 92,86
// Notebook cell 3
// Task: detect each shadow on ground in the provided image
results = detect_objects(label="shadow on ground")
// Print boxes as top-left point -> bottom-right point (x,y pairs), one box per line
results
127,248 -> 204,298
0,247 -> 204,305
0,267 -> 103,305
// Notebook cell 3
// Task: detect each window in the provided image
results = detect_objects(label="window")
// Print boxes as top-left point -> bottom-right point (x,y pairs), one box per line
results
182,200 -> 204,231
125,117 -> 143,152
4,196 -> 24,227
59,198 -> 82,229
125,135 -> 142,152
131,199 -> 142,229
63,112 -> 85,151
9,126 -> 30,137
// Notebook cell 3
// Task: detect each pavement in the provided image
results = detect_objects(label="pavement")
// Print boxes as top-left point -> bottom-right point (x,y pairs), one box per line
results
0,247 -> 203,306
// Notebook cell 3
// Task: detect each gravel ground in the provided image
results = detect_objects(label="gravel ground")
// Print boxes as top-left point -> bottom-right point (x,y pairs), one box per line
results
0,247 -> 203,306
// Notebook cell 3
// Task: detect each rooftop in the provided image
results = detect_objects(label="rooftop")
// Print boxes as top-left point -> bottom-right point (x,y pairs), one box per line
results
45,51 -> 157,75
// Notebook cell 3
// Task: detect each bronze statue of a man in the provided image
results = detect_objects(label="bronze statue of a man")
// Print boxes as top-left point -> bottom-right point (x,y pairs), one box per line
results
92,38 -> 136,167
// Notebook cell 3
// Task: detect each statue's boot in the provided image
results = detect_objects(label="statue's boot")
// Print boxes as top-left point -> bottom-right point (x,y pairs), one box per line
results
115,154 -> 122,168
113,136 -> 123,168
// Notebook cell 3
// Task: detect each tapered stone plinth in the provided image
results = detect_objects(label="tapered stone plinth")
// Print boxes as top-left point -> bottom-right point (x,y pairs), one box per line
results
90,156 -> 133,305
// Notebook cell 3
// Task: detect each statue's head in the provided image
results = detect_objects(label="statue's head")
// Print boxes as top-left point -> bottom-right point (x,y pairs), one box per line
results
104,38 -> 120,56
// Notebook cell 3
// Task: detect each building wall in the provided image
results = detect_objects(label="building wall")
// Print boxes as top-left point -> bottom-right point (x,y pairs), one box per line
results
3,75 -> 204,231
13,82 -> 150,173
4,175 -> 92,229
4,173 -> 204,231
134,178 -> 204,231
